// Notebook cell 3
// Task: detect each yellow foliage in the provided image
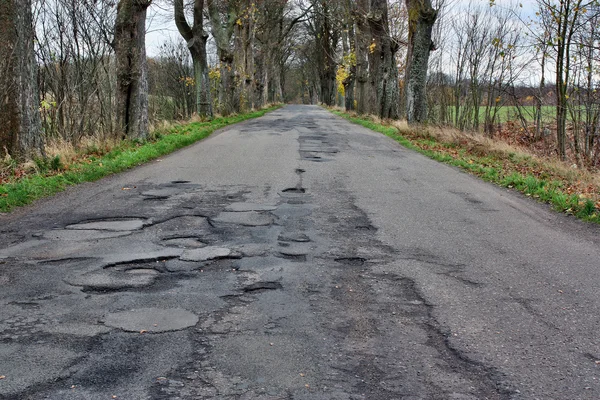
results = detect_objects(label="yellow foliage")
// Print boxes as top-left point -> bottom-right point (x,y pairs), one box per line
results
369,42 -> 377,54
209,67 -> 221,81
179,76 -> 195,87
336,65 -> 348,96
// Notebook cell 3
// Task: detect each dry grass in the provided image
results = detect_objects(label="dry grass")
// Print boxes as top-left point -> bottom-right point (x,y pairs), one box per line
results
389,120 -> 600,195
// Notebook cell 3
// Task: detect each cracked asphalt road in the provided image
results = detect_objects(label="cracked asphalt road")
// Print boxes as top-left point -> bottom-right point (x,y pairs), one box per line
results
1,105 -> 600,399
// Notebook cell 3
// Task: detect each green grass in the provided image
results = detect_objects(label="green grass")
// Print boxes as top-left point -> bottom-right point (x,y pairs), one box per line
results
331,110 -> 600,224
0,106 -> 281,213
448,105 -> 560,124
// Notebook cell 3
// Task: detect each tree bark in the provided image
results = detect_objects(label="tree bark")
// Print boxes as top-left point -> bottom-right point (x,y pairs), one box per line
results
354,0 -> 370,115
405,0 -> 437,124
207,0 -> 238,116
368,0 -> 400,119
0,0 -> 43,160
114,0 -> 151,140
315,0 -> 337,106
174,0 -> 212,118
342,0 -> 356,111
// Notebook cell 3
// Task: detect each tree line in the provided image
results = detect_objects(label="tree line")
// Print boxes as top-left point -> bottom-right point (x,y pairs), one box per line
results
1,0 -> 599,167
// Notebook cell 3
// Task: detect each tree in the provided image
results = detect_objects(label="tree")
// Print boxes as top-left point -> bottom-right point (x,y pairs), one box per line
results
113,0 -> 152,140
207,0 -> 239,116
368,0 -> 400,119
354,0 -> 370,114
314,0 -> 339,106
405,0 -> 437,124
0,0 -> 43,160
535,0 -> 597,160
174,0 -> 213,118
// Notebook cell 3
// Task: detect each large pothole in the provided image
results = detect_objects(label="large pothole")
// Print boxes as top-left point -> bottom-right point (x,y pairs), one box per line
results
42,229 -> 133,241
180,246 -> 239,262
103,308 -> 199,333
66,269 -> 159,292
211,212 -> 275,227
65,218 -> 149,232
225,203 -> 278,212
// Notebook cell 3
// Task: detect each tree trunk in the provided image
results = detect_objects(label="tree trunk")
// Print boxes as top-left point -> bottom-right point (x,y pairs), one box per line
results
405,0 -> 437,124
174,0 -> 212,118
114,0 -> 151,140
314,0 -> 337,106
207,0 -> 238,116
342,1 -> 356,112
0,0 -> 43,160
354,0 -> 370,114
368,0 -> 400,119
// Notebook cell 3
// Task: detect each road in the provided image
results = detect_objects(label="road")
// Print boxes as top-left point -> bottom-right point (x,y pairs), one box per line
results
1,105 -> 599,400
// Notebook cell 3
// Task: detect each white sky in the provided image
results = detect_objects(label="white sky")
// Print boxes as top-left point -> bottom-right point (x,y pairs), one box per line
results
145,0 -> 541,57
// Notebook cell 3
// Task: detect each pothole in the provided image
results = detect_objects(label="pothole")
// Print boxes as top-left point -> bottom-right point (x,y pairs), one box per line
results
180,246 -> 240,262
66,218 -> 149,232
276,252 -> 307,262
104,308 -> 199,333
356,225 -> 377,231
278,233 -> 311,243
281,188 -> 306,194
105,261 -> 167,273
211,212 -> 275,227
243,282 -> 283,293
150,216 -> 211,232
335,257 -> 366,266
161,237 -> 207,249
141,188 -> 181,199
42,229 -> 133,241
295,168 -> 306,174
66,270 -> 159,292
224,203 -> 278,212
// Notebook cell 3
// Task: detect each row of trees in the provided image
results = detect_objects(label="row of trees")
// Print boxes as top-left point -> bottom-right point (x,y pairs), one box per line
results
0,0 -> 306,161
293,0 -> 438,122
1,0 -> 599,166
293,0 -> 599,164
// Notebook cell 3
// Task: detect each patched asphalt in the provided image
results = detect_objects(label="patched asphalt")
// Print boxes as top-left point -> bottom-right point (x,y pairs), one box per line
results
1,105 -> 599,399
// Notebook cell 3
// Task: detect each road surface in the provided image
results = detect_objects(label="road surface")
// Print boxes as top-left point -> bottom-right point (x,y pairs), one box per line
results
1,105 -> 599,399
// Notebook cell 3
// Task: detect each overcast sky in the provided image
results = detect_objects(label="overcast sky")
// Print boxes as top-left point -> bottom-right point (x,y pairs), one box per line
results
145,0 -> 540,57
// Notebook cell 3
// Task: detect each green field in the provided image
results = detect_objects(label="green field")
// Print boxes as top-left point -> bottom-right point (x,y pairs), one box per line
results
443,105 -> 597,124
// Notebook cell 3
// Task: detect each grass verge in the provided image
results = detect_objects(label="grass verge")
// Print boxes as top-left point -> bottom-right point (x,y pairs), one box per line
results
0,106 -> 281,213
331,109 -> 600,224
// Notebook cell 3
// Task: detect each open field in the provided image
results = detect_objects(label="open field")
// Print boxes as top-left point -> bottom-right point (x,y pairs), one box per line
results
445,105 -> 587,124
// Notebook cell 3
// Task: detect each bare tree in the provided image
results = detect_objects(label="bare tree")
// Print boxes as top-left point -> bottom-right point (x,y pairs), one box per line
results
36,0 -> 117,142
535,0 -> 596,160
174,0 -> 212,118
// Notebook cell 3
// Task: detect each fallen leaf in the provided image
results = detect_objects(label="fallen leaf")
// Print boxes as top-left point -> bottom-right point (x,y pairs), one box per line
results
269,343 -> 274,346
0,375 -> 5,379
140,330 -> 147,334
304,384 -> 310,388
299,373 -> 305,377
